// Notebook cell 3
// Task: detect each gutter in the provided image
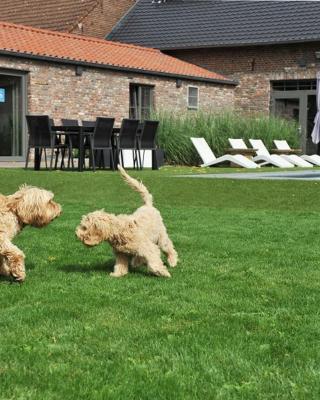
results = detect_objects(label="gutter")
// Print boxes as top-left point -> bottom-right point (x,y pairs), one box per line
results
0,49 -> 237,85
159,37 -> 320,51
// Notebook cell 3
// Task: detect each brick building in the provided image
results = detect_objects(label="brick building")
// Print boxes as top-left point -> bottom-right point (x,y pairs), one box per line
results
108,0 -> 320,153
0,21 -> 235,161
0,0 -> 135,38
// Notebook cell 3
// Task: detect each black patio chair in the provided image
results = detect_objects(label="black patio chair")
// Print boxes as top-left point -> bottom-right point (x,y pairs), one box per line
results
139,120 -> 159,169
61,119 -> 79,126
90,117 -> 115,170
61,119 -> 81,169
82,120 -> 96,128
25,115 -> 67,170
118,118 -> 141,169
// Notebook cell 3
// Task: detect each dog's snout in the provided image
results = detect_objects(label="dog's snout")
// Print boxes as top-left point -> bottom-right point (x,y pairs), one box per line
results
53,202 -> 62,216
10,272 -> 25,283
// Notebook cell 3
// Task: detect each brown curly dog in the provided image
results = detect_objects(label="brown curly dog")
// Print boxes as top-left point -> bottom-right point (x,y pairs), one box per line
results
0,185 -> 61,282
76,166 -> 178,278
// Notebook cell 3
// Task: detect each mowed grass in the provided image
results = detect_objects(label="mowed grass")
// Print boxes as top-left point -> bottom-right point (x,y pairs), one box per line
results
0,167 -> 320,399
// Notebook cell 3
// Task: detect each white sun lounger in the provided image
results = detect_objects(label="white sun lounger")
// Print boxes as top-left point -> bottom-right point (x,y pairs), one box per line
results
273,140 -> 313,168
229,138 -> 294,168
249,139 -> 295,168
191,137 -> 260,168
273,140 -> 320,167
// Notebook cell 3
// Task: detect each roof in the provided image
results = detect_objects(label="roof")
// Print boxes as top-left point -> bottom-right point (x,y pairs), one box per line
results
0,21 -> 234,84
0,0 -> 137,39
108,0 -> 320,50
0,0 -> 99,33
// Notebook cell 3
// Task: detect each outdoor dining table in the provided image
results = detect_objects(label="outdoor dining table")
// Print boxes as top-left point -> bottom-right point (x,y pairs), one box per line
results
32,123 -> 164,171
33,125 -> 121,171
51,125 -> 95,172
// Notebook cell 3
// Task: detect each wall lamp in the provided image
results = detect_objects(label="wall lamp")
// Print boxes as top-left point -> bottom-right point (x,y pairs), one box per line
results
176,79 -> 182,88
75,65 -> 84,76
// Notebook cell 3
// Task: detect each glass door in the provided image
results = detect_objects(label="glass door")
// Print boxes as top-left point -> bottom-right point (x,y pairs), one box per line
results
0,73 -> 25,160
271,90 -> 308,153
271,80 -> 320,154
274,97 -> 300,121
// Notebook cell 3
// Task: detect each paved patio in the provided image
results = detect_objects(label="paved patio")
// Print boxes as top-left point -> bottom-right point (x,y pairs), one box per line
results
179,170 -> 320,181
0,161 -> 54,169
0,161 -> 25,168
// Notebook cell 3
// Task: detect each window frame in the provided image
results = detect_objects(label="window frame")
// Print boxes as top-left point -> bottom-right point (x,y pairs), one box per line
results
187,85 -> 199,110
129,83 -> 154,121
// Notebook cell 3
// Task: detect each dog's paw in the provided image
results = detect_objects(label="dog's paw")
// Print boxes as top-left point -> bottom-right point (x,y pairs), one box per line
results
110,272 -> 127,278
153,269 -> 171,278
167,253 -> 178,268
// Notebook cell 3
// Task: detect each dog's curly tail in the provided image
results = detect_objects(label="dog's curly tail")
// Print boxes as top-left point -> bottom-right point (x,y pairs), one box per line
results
118,165 -> 153,206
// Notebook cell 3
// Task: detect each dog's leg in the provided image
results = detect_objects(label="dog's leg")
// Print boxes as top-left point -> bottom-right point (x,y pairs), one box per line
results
0,240 -> 26,281
158,229 -> 178,268
138,242 -> 171,278
0,255 -> 10,277
131,255 -> 146,268
110,252 -> 129,278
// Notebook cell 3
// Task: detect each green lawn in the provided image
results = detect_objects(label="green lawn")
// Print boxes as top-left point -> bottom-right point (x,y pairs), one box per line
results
0,167 -> 320,399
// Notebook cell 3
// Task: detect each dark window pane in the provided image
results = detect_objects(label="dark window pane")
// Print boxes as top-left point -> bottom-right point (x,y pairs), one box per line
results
188,86 -> 199,108
129,84 -> 154,121
272,79 -> 316,91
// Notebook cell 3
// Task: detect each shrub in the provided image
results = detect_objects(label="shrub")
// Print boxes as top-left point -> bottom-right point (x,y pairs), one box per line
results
152,110 -> 299,165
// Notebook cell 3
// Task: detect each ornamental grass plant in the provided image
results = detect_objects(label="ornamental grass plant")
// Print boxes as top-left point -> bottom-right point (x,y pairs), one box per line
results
153,110 -> 299,165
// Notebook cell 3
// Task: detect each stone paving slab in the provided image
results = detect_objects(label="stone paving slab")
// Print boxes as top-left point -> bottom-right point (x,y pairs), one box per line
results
0,162 -> 26,168
178,170 -> 320,181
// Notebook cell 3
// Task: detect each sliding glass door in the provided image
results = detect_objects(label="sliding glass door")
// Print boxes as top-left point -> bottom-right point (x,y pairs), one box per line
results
271,80 -> 317,154
0,71 -> 26,160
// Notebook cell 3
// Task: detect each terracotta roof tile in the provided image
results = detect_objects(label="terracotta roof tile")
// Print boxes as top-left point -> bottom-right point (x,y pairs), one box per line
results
0,21 -> 234,83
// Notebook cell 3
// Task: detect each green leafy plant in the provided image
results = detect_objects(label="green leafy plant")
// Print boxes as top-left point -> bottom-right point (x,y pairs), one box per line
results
152,110 -> 299,165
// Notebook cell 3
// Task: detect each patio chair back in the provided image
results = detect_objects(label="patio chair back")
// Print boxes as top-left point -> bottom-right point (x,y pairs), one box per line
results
61,119 -> 80,148
61,119 -> 79,126
274,140 -> 291,151
93,117 -> 115,148
82,120 -> 96,128
228,138 -> 248,149
119,119 -> 140,148
26,115 -> 53,147
191,137 -> 216,164
249,139 -> 270,157
140,120 -> 159,149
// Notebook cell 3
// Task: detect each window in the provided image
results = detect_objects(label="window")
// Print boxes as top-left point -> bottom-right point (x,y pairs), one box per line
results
188,86 -> 199,109
129,84 -> 154,121
272,79 -> 316,91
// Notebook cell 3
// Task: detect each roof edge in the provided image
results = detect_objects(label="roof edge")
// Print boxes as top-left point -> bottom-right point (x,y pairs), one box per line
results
0,49 -> 237,85
106,0 -> 139,40
0,20 -> 160,54
160,37 -> 320,51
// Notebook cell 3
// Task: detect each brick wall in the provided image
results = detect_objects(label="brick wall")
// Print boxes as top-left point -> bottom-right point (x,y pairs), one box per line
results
0,55 -> 234,124
167,42 -> 320,114
71,0 -> 136,38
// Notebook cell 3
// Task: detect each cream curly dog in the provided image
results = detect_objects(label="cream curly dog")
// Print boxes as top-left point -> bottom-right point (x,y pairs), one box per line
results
76,166 -> 178,278
0,185 -> 61,282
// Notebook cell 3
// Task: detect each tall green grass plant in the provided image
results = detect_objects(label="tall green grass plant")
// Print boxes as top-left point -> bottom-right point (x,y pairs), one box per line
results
152,110 -> 299,165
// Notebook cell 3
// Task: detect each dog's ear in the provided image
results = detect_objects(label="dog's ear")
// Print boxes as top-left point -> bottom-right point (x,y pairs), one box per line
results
6,193 -> 23,213
6,185 -> 33,213
13,188 -> 54,226
111,232 -> 128,247
110,219 -> 137,246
